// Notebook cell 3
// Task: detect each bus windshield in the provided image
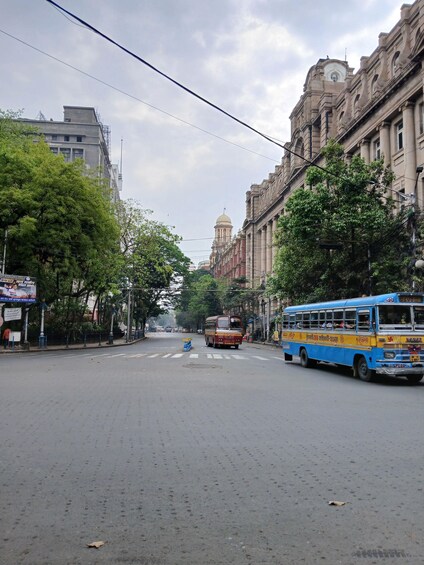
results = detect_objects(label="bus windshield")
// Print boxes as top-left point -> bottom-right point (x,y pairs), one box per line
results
378,305 -> 412,329
217,317 -> 242,329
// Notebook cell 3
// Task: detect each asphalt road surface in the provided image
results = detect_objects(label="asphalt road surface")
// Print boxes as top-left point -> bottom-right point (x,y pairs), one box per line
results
1,332 -> 423,564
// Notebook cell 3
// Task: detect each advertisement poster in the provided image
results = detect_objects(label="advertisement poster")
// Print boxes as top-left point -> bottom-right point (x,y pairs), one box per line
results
0,274 -> 37,303
4,308 -> 22,321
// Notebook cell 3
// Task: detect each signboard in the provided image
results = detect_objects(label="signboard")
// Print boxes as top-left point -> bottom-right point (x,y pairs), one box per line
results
0,274 -> 37,303
4,307 -> 22,321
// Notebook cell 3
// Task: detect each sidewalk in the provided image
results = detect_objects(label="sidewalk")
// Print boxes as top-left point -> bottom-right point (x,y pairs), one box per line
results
0,336 -> 145,354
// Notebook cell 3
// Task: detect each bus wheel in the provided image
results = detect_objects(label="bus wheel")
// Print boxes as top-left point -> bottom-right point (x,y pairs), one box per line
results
300,348 -> 315,368
356,356 -> 374,382
406,374 -> 423,384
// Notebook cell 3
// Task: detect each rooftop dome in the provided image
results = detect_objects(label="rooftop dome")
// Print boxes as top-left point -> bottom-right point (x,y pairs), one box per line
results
215,212 -> 232,226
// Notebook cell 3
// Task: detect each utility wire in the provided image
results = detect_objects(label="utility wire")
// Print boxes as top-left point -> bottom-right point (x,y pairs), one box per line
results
0,28 -> 278,164
45,0 -> 332,177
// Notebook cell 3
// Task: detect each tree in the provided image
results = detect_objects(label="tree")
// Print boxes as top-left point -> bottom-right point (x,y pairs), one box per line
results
175,271 -> 222,331
220,276 -> 258,328
0,111 -> 121,336
116,200 -> 190,333
268,141 -> 411,303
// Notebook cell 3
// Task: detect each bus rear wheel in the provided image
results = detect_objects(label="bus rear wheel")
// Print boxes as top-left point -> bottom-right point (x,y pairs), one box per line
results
356,356 -> 374,382
300,348 -> 316,368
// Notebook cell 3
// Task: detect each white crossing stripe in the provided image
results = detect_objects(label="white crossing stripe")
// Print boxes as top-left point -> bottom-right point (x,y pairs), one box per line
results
162,353 -> 172,358
252,355 -> 269,361
109,353 -> 126,358
207,353 -> 213,359
189,353 -> 199,358
147,353 -> 160,358
171,353 -> 184,358
128,353 -> 147,358
213,354 -> 223,359
231,354 -> 247,360
272,356 -> 284,361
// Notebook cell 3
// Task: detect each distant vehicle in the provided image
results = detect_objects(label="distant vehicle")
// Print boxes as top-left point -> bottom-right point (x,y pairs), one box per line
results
165,326 -> 173,332
204,315 -> 243,349
148,326 -> 157,332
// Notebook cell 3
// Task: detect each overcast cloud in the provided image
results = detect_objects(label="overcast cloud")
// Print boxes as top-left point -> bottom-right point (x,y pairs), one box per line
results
0,0 -> 403,264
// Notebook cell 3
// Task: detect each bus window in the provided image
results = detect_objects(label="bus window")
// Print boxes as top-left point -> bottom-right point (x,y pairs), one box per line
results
414,306 -> 424,329
295,313 -> 303,328
319,311 -> 325,328
283,315 -> 289,329
217,317 -> 230,329
303,312 -> 310,329
310,311 -> 319,329
358,310 -> 371,332
345,309 -> 356,330
325,310 -> 333,329
334,310 -> 344,328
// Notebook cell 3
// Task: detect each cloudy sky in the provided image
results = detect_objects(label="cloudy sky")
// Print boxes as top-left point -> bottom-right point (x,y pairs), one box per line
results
0,0 -> 404,264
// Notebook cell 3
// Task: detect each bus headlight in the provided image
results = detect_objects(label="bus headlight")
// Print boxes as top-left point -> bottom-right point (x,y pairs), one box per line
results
384,351 -> 396,359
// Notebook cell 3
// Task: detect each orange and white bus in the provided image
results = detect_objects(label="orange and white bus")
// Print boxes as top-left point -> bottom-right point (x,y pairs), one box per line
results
204,315 -> 243,349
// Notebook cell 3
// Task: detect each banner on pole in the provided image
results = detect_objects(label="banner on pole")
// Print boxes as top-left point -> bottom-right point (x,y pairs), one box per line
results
0,274 -> 37,303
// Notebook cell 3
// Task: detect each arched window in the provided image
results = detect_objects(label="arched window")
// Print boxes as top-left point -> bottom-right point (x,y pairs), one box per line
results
371,74 -> 379,95
392,51 -> 400,75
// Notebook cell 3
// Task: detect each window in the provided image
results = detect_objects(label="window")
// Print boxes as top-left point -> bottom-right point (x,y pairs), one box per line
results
419,103 -> 424,135
76,136 -> 82,142
373,138 -> 381,160
392,51 -> 400,75
64,135 -> 70,142
358,310 -> 371,332
50,147 -> 58,155
396,120 -> 403,151
371,74 -> 379,95
51,134 -> 57,141
378,305 -> 412,329
59,147 -> 71,162
72,148 -> 84,160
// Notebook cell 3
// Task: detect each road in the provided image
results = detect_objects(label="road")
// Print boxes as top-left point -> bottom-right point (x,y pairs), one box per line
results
1,332 -> 423,564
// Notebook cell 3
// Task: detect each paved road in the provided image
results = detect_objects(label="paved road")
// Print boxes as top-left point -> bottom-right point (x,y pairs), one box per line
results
1,333 -> 423,564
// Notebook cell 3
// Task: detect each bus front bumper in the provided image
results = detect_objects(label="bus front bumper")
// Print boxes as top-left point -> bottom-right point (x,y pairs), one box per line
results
376,364 -> 424,376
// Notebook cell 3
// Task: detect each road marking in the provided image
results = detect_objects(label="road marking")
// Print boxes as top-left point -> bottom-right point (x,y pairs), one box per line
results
109,353 -> 126,358
162,353 -> 172,358
128,353 -> 147,358
232,354 -> 246,360
272,356 -> 284,361
172,353 -> 184,358
147,353 -> 160,358
189,353 -> 199,358
207,353 -> 213,359
252,356 -> 269,361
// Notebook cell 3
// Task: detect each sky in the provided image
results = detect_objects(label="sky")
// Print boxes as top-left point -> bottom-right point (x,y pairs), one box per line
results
0,0 -> 405,265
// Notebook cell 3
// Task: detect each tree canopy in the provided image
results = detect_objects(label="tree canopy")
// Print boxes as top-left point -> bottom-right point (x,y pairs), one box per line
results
267,141 -> 412,304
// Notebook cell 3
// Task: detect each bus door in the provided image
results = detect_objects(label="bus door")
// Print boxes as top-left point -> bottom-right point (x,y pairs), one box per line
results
356,308 -> 375,362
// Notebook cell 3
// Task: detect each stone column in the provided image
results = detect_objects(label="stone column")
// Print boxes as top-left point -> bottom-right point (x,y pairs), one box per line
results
260,227 -> 265,280
272,216 -> 279,267
360,139 -> 370,164
266,221 -> 273,275
402,101 -> 417,196
379,121 -> 391,165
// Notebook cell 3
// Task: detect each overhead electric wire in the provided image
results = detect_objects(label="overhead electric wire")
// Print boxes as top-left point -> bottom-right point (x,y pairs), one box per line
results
45,0 -> 334,178
0,28 -> 279,164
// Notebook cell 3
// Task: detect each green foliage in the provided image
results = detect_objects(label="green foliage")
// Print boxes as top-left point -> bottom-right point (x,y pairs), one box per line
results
268,140 -> 411,303
115,200 -> 190,330
176,271 -> 222,330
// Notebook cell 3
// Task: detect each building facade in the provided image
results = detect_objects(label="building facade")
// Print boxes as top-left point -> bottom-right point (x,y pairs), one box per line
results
19,106 -> 121,202
210,212 -> 246,280
241,0 -> 424,338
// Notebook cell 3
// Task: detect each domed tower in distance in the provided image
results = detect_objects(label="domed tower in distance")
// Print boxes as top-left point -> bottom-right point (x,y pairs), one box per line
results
210,210 -> 233,272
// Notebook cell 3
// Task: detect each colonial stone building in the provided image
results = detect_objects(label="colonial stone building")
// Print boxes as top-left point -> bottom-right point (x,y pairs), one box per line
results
19,106 -> 121,202
210,212 -> 246,280
241,0 -> 424,338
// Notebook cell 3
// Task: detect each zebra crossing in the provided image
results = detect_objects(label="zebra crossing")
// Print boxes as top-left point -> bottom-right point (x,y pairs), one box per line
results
51,350 -> 279,362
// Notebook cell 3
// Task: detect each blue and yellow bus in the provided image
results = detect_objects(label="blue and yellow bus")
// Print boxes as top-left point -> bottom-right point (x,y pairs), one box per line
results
282,293 -> 424,384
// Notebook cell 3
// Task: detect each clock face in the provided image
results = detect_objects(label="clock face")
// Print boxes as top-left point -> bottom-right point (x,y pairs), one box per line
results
324,62 -> 347,82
